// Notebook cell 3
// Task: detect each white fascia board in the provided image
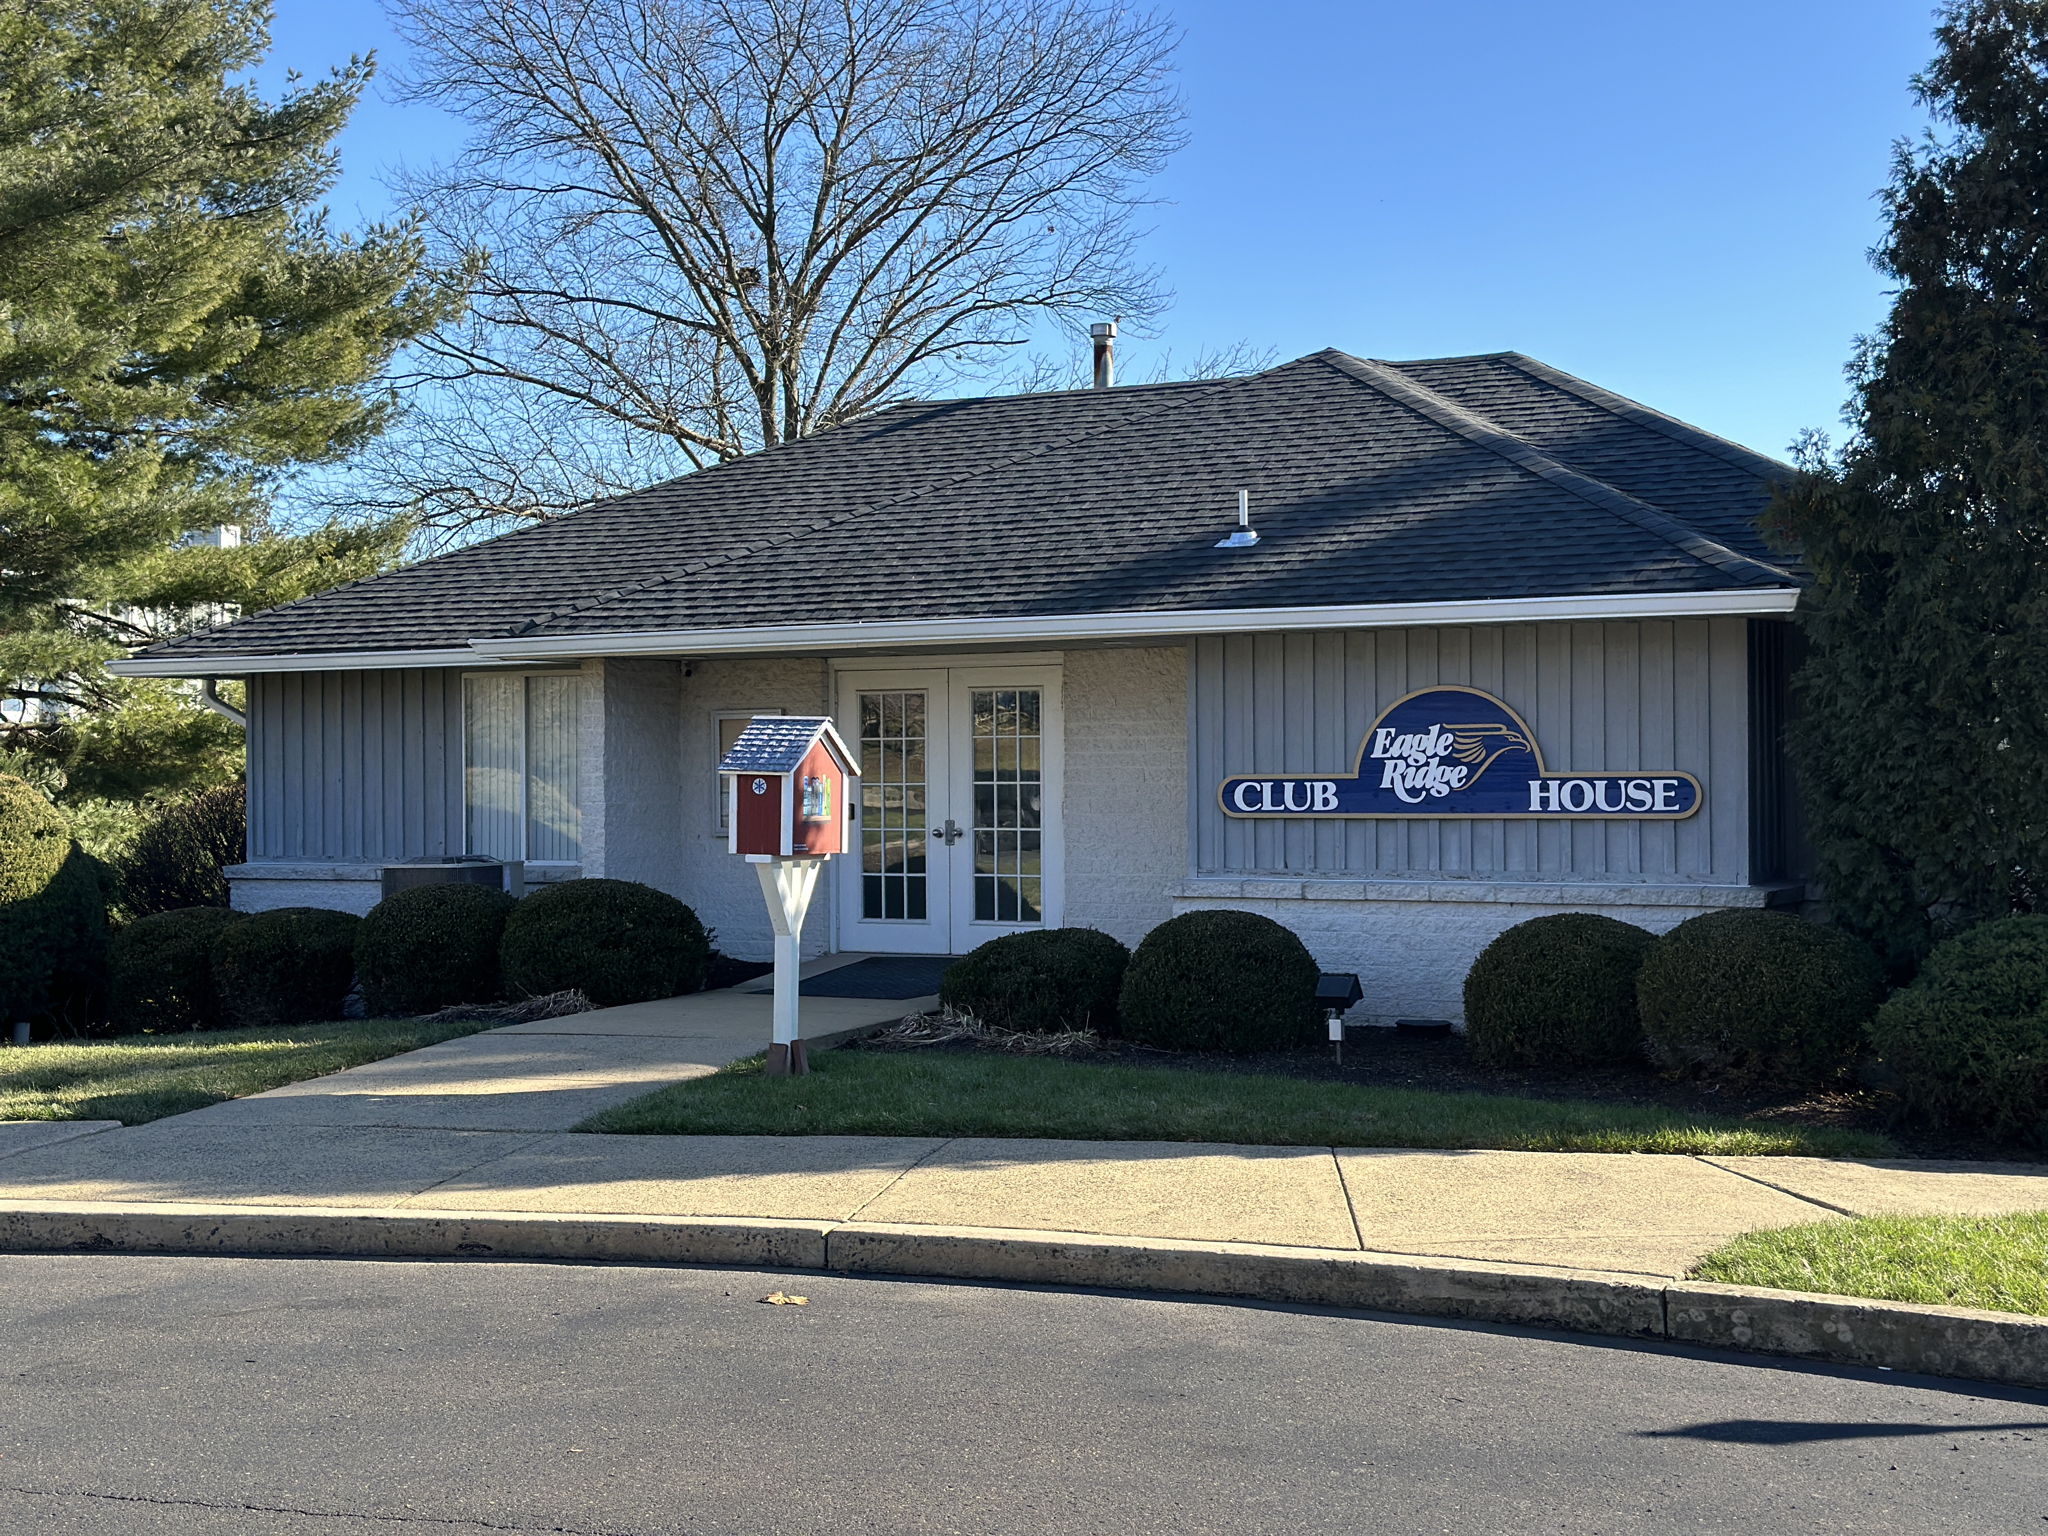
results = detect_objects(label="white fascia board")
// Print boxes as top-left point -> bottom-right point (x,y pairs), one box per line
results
105,647 -> 510,678
470,588 -> 1802,661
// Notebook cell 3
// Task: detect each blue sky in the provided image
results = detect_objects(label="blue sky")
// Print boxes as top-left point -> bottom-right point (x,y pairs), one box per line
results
263,1 -> 1943,460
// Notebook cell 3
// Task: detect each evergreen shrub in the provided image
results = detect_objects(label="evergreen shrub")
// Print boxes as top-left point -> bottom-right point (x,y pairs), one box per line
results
1117,909 -> 1320,1053
1637,909 -> 1882,1086
498,879 -> 709,1007
117,784 -> 245,918
940,928 -> 1131,1033
108,906 -> 247,1031
1463,913 -> 1656,1067
0,776 -> 109,1030
212,906 -> 361,1027
1866,915 -> 2048,1141
356,883 -> 517,1016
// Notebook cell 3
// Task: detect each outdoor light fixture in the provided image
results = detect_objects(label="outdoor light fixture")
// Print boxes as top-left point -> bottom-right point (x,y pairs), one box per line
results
1316,972 -> 1364,1063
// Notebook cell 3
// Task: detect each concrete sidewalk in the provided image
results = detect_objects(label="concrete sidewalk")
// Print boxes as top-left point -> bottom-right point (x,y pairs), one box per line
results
1,1126 -> 2045,1279
0,968 -> 2045,1282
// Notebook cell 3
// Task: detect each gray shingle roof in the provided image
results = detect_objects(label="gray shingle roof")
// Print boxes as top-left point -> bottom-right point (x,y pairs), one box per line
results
716,716 -> 842,775
133,349 -> 1798,665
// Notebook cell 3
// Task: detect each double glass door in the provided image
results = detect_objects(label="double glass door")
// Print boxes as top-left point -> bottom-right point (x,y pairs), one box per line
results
835,666 -> 1063,955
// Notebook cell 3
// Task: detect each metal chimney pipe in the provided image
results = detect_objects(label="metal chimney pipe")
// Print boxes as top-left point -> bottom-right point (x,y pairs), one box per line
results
1090,320 -> 1117,389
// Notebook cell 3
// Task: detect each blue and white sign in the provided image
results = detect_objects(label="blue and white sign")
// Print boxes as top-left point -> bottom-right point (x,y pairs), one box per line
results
1219,686 -> 1701,820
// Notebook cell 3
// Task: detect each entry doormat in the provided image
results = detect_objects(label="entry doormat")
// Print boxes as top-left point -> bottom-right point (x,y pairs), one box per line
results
798,955 -> 952,999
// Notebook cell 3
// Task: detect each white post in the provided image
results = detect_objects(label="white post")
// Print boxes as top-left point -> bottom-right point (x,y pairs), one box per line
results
752,855 -> 823,1075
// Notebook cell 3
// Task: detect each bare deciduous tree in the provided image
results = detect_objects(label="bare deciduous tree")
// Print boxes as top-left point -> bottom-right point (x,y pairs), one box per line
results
378,0 -> 1188,537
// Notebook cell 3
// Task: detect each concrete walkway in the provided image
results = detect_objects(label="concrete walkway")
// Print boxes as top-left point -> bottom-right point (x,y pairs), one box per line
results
4,980 -> 2048,1275
0,1128 -> 2043,1277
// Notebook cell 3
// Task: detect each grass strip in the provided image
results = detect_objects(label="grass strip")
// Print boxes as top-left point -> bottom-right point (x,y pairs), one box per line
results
1694,1211 -> 2048,1315
0,1018 -> 497,1125
578,1048 -> 1895,1157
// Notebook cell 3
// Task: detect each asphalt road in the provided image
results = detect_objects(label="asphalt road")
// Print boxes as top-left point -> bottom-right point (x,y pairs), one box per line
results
1,1254 -> 2044,1534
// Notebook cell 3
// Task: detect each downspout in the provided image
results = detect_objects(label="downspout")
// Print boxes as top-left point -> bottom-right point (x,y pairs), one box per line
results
198,677 -> 246,727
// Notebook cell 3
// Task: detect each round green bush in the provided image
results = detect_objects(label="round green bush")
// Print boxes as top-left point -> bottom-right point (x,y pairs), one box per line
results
1463,913 -> 1656,1067
212,906 -> 362,1028
1866,914 -> 2048,1140
0,776 -> 109,1031
356,883 -> 518,1017
939,928 -> 1131,1033
1637,909 -> 1883,1086
498,879 -> 709,1007
1117,909 -> 1320,1054
108,906 -> 248,1032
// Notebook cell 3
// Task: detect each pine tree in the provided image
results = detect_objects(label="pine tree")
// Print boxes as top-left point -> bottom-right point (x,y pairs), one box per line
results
0,0 -> 454,800
1768,0 -> 2048,971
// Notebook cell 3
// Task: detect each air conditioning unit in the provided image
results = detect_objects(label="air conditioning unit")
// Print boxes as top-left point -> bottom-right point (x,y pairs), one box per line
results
380,856 -> 526,902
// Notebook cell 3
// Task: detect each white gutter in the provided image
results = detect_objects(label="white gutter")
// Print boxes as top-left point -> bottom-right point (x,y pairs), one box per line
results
101,589 -> 1801,677
470,588 -> 1803,661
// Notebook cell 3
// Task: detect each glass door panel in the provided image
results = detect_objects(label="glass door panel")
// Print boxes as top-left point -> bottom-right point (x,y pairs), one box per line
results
949,668 -> 1061,945
835,671 -> 953,955
969,688 -> 1043,923
858,689 -> 929,922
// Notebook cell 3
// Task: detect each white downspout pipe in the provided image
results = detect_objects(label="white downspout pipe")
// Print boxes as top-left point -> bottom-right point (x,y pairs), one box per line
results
198,678 -> 246,726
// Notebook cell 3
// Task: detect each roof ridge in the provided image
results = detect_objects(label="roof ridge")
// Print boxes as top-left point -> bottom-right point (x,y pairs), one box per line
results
508,372 -> 1252,637
1319,352 -> 1798,588
1491,353 -> 1795,481
874,376 -> 1220,411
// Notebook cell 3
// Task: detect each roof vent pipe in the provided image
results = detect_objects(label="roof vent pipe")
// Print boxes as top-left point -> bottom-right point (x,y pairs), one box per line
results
1090,320 -> 1116,389
1215,488 -> 1260,548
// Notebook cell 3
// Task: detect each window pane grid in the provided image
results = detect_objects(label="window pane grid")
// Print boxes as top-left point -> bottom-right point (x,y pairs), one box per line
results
971,688 -> 1042,924
859,690 -> 926,921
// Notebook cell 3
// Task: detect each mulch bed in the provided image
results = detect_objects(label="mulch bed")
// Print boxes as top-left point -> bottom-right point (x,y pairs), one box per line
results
856,1019 -> 2044,1164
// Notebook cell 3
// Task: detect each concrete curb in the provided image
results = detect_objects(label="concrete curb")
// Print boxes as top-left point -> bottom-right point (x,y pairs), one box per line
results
825,1222 -> 1667,1338
0,1202 -> 829,1271
2,1200 -> 2044,1389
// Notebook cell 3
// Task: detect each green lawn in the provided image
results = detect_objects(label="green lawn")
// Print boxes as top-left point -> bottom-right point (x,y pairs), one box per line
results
0,1018 -> 498,1125
1694,1211 -> 2048,1316
578,1048 -> 1895,1156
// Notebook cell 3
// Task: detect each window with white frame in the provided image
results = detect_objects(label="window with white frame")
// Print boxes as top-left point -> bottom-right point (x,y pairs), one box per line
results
464,673 -> 583,862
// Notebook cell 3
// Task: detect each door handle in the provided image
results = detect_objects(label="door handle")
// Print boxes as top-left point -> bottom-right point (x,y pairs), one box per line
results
930,818 -> 964,845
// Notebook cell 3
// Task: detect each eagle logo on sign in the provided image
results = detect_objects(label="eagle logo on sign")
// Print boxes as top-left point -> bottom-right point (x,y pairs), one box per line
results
1442,722 -> 1534,786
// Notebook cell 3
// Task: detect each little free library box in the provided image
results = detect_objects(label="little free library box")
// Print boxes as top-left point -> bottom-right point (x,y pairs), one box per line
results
111,348 -> 1806,1022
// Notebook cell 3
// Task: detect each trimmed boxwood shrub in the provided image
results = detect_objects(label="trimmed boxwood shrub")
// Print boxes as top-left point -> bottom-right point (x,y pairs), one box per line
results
1463,913 -> 1656,1067
499,878 -> 709,1007
116,784 -> 245,918
0,776 -> 109,1032
1637,909 -> 1883,1086
356,883 -> 518,1017
212,906 -> 361,1028
1866,914 -> 2048,1140
1118,909 -> 1320,1054
108,906 -> 247,1032
940,928 -> 1131,1033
